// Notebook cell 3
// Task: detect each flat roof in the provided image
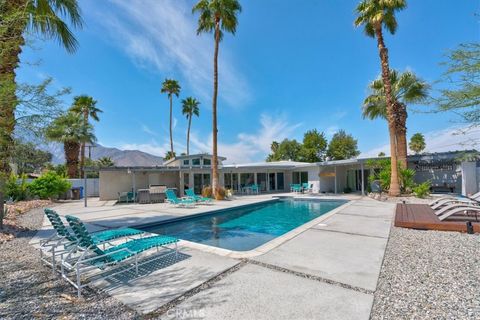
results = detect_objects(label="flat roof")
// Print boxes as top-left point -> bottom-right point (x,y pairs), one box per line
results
89,150 -> 477,172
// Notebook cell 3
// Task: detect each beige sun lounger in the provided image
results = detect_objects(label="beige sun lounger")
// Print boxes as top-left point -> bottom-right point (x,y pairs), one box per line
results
431,198 -> 478,210
435,203 -> 480,216
429,191 -> 480,207
438,206 -> 480,221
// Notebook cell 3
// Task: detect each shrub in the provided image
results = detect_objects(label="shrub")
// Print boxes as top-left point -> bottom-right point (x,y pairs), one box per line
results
201,186 -> 226,200
5,173 -> 30,201
343,187 -> 352,193
28,171 -> 71,200
413,181 -> 431,198
368,159 -> 418,193
399,168 -> 416,193
201,186 -> 212,198
215,187 -> 226,200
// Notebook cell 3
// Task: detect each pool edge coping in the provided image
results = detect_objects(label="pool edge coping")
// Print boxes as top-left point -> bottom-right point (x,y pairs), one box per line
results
161,197 -> 357,259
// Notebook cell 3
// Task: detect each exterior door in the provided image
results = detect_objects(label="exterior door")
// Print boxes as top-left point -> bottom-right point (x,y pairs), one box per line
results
257,173 -> 267,192
269,173 -> 276,191
193,174 -> 202,194
277,172 -> 284,190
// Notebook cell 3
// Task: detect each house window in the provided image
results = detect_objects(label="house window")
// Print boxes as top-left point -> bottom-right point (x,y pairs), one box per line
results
183,159 -> 189,165
192,158 -> 200,166
203,158 -> 211,166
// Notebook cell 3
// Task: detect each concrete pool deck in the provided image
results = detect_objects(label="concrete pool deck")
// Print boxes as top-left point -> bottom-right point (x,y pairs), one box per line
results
33,194 -> 395,319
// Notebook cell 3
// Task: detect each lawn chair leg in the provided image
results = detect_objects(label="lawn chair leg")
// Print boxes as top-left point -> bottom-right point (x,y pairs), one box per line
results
76,266 -> 82,298
135,254 -> 138,275
175,242 -> 178,261
51,247 -> 56,275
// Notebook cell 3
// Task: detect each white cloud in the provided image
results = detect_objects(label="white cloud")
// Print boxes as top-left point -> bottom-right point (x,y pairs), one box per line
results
94,0 -> 250,108
189,113 -> 302,164
141,124 -> 157,137
325,125 -> 339,138
360,125 -> 480,158
331,111 -> 347,120
118,113 -> 301,163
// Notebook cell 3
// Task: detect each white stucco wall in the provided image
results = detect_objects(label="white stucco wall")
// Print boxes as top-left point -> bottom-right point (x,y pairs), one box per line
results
461,162 -> 478,196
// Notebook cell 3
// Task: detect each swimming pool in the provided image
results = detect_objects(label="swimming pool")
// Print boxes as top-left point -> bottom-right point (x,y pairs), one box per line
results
139,198 -> 347,251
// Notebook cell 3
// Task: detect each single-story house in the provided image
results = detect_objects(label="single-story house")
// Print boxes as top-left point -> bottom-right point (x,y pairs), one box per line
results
92,151 -> 479,201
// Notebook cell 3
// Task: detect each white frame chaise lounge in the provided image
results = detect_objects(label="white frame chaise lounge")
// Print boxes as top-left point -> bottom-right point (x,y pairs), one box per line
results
438,206 -> 480,221
429,191 -> 480,207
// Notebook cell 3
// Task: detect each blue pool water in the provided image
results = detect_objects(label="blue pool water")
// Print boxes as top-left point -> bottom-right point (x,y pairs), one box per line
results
140,198 -> 347,251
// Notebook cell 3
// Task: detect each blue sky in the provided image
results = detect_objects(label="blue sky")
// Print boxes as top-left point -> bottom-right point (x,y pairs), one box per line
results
18,0 -> 480,163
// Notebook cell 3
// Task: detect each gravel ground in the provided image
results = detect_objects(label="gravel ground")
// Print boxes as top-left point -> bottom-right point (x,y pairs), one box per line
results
0,207 -> 138,320
371,227 -> 480,320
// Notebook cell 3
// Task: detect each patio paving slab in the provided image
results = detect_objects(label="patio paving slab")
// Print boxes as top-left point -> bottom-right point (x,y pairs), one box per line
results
337,205 -> 395,219
254,229 -> 388,291
160,264 -> 373,320
313,214 -> 392,238
93,246 -> 239,314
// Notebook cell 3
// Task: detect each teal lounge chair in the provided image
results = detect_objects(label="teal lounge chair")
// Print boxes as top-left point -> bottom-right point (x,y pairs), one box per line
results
41,209 -> 144,273
291,184 -> 302,193
302,183 -> 312,192
251,184 -> 260,194
62,215 -> 179,297
165,189 -> 196,207
185,189 -> 212,204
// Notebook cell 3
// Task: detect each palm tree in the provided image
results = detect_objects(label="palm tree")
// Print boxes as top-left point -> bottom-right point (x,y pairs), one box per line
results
0,0 -> 81,216
46,112 -> 95,178
362,70 -> 429,167
69,95 -> 102,178
161,79 -> 181,157
0,0 -> 82,173
181,97 -> 200,156
193,0 -> 242,197
355,0 -> 406,196
97,156 -> 115,167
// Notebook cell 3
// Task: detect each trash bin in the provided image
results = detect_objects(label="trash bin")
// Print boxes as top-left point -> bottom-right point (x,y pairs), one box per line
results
79,186 -> 84,199
71,187 -> 80,200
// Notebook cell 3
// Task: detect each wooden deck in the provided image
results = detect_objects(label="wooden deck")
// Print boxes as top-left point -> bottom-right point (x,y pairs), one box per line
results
395,203 -> 480,233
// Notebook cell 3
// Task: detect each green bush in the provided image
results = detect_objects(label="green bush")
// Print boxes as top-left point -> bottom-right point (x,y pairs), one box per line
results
343,187 -> 352,193
413,181 -> 431,198
5,173 -> 30,201
28,171 -> 71,199
399,168 -> 416,193
367,159 -> 418,193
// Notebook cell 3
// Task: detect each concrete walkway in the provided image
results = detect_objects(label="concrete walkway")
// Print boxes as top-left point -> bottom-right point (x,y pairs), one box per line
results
35,196 -> 395,319
159,198 -> 395,319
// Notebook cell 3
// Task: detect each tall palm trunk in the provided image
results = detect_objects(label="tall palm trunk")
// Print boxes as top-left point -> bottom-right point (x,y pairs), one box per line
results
169,96 -> 174,155
65,141 -> 80,178
211,19 -> 220,197
79,110 -> 88,178
375,26 -> 400,196
395,102 -> 408,168
187,114 -> 192,156
0,0 -> 27,214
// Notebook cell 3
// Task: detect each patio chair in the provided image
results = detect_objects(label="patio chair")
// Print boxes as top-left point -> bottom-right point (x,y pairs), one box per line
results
431,197 -> 479,210
41,209 -> 144,273
437,206 -> 480,221
290,184 -> 302,193
434,202 -> 480,216
251,184 -> 260,194
62,215 -> 179,297
117,191 -> 137,203
185,189 -> 213,204
165,189 -> 196,207
302,183 -> 313,193
429,191 -> 480,206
